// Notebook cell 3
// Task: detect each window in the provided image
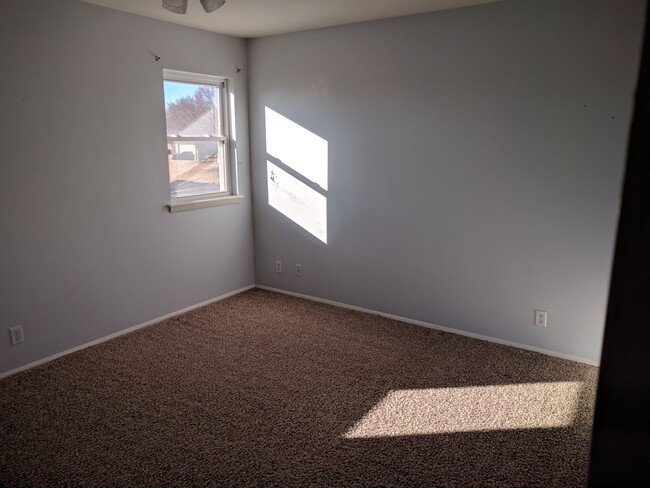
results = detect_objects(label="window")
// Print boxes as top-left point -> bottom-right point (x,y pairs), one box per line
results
163,69 -> 240,212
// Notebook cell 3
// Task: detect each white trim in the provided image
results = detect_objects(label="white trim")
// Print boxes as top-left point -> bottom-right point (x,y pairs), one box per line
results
163,68 -> 234,201
167,136 -> 227,141
255,285 -> 600,367
163,68 -> 226,86
222,78 -> 233,194
1,283 -> 597,380
170,190 -> 231,206
0,285 -> 255,380
168,194 -> 244,213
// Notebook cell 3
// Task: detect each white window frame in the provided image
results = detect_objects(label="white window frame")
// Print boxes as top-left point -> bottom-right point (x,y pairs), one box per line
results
163,69 -> 242,212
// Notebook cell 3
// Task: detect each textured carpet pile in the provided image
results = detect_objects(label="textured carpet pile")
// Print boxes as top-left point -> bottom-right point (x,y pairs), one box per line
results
0,289 -> 598,487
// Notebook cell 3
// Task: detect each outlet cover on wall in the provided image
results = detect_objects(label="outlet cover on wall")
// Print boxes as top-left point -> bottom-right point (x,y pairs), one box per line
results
9,326 -> 24,345
534,310 -> 548,327
275,260 -> 283,273
295,264 -> 302,278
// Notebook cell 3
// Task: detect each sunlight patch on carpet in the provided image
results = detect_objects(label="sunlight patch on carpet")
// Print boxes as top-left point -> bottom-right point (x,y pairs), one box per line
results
343,382 -> 583,438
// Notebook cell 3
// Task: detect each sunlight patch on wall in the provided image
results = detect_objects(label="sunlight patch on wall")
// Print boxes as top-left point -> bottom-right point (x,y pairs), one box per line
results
267,161 -> 327,243
265,106 -> 329,242
343,382 -> 583,438
265,107 -> 328,190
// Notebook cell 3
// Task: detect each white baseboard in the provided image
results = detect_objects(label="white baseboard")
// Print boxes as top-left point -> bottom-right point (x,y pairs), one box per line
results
255,285 -> 599,367
2,282 -> 597,380
0,284 -> 256,379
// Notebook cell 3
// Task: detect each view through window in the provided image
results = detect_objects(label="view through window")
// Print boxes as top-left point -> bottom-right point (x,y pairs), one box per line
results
163,70 -> 230,201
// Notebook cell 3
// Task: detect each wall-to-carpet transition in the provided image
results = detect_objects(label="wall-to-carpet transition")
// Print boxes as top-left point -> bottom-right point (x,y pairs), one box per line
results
0,289 -> 597,487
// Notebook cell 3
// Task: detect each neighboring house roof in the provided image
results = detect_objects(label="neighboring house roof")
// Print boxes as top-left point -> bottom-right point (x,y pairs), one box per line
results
168,109 -> 217,136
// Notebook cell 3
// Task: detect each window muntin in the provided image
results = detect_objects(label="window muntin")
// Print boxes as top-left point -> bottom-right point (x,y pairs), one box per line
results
163,69 -> 231,202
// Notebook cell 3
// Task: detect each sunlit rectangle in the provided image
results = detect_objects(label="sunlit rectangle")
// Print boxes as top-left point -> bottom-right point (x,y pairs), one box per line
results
267,161 -> 327,243
265,107 -> 328,191
343,382 -> 583,438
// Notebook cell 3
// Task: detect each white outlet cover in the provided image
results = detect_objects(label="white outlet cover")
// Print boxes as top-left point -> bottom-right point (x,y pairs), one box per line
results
535,311 -> 548,327
9,326 -> 24,345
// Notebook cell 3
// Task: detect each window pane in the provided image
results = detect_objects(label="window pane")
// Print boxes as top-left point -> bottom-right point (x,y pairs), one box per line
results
168,140 -> 227,198
163,81 -> 221,137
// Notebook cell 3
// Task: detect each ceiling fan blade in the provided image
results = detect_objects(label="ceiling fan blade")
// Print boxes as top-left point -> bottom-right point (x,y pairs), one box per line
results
162,0 -> 188,15
200,0 -> 226,13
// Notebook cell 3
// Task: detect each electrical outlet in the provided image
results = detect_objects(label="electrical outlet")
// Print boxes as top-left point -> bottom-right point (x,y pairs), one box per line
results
9,326 -> 24,345
534,310 -> 547,328
275,260 -> 283,273
295,264 -> 302,278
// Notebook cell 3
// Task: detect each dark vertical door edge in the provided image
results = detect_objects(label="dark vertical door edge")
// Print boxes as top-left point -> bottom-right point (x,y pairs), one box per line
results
588,3 -> 650,486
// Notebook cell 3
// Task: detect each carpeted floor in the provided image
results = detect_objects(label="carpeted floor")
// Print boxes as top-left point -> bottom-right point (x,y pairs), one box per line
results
0,288 -> 598,487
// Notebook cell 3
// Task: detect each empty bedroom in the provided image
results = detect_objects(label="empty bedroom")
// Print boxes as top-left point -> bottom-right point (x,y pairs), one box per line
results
1,0 -> 647,486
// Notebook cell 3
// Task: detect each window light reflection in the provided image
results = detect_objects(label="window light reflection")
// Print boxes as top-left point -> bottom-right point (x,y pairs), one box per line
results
344,382 -> 584,438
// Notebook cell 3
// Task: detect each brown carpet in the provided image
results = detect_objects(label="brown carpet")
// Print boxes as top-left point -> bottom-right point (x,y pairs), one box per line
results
0,288 -> 597,487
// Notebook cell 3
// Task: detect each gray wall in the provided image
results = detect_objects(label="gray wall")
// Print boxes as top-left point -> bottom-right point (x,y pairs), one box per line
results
249,0 -> 645,363
0,0 -> 254,374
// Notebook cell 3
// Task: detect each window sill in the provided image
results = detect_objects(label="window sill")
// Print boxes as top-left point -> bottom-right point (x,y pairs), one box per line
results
167,195 -> 244,213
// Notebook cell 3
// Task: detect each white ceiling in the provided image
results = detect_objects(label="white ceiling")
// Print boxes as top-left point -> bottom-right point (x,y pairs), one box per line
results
81,0 -> 505,38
